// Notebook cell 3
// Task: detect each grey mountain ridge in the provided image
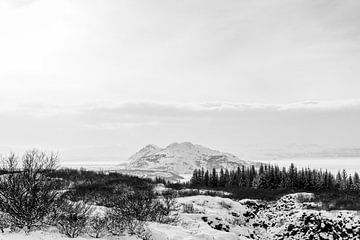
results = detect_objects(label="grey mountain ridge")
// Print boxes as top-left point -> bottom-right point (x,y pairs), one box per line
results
127,142 -> 258,175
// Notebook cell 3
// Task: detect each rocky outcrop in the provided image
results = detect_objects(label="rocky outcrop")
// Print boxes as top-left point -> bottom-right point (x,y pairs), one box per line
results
241,193 -> 360,240
278,211 -> 360,240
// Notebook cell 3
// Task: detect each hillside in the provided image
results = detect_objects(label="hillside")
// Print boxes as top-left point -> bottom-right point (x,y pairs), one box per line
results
126,142 -> 257,175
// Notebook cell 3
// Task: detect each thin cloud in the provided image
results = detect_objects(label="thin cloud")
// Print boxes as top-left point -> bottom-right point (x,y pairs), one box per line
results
73,99 -> 360,129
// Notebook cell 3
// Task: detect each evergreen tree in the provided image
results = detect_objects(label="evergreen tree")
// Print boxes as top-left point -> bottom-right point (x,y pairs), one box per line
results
210,168 -> 218,188
335,171 -> 342,189
353,172 -> 360,190
200,168 -> 205,185
341,169 -> 348,190
190,169 -> 200,186
204,170 -> 210,187
219,169 -> 225,187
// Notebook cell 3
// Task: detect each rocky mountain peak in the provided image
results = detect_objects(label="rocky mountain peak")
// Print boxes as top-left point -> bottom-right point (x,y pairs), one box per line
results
127,142 -> 255,174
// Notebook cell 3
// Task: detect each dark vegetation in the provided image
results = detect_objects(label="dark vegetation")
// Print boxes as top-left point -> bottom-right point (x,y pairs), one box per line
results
0,150 -> 178,239
187,164 -> 360,209
48,168 -> 154,205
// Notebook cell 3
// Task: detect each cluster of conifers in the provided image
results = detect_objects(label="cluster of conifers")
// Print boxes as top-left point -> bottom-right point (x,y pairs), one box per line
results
190,163 -> 360,191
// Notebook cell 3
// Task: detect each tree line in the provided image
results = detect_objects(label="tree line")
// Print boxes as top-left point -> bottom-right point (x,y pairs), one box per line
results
190,163 -> 360,192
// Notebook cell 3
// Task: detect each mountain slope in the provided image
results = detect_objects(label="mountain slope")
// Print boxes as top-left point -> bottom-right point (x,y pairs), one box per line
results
127,142 -> 256,174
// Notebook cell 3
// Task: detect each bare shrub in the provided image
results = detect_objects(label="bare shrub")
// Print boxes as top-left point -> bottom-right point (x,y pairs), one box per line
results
88,215 -> 107,238
153,190 -> 179,224
106,188 -> 176,238
118,189 -> 155,222
296,193 -> 315,203
134,225 -> 153,240
182,203 -> 205,214
0,150 -> 58,231
106,208 -> 148,237
56,201 -> 92,238
107,207 -> 147,236
107,189 -> 156,236
0,212 -> 10,233
219,201 -> 232,210
105,209 -> 127,236
126,219 -> 146,236
183,203 -> 195,213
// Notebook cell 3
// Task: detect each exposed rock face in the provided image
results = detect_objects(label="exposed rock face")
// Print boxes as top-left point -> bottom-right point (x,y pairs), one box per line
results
127,142 -> 256,174
202,216 -> 231,232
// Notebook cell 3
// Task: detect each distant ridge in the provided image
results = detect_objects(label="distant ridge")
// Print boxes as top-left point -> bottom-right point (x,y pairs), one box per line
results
126,142 -> 258,174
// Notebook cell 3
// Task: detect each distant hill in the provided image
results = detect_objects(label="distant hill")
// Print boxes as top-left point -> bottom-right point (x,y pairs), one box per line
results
126,142 -> 258,175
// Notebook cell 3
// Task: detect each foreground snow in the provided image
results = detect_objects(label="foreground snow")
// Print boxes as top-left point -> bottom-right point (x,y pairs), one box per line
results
150,195 -> 249,240
2,193 -> 360,239
0,229 -> 136,240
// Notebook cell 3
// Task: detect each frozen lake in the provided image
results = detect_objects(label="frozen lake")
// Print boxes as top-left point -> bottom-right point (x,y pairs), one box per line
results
265,157 -> 360,174
61,157 -> 360,175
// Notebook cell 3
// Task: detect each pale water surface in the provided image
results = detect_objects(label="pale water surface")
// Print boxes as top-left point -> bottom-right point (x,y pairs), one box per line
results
61,158 -> 360,175
266,157 -> 360,174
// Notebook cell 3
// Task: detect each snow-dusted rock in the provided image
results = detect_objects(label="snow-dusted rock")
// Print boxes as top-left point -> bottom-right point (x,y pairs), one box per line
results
240,193 -> 360,240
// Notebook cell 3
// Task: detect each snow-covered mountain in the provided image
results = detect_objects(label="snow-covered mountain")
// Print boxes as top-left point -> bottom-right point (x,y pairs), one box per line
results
127,142 -> 257,174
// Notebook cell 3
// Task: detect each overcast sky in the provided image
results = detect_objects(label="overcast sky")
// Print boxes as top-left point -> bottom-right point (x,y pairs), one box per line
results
0,0 -> 359,163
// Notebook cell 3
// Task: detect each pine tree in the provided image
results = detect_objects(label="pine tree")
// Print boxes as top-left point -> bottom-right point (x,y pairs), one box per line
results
288,163 -> 297,189
259,164 -> 264,175
200,168 -> 205,185
219,169 -> 225,187
341,169 -> 348,190
190,169 -> 200,186
204,170 -> 210,187
224,169 -> 230,187
348,174 -> 354,190
211,168 -> 218,188
353,172 -> 360,190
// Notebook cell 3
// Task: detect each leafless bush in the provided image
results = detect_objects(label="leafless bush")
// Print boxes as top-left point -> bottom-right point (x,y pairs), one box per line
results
134,224 -> 153,240
56,201 -> 92,238
106,209 -> 149,237
0,150 -> 58,231
127,219 -> 147,236
120,189 -> 155,222
106,189 -> 157,236
296,193 -> 315,203
153,190 -> 179,224
183,203 -> 195,213
106,188 -> 176,237
107,206 -> 147,236
219,200 -> 232,210
105,209 -> 127,236
88,215 -> 107,238
0,212 -> 11,233
182,203 -> 205,214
